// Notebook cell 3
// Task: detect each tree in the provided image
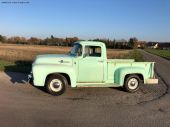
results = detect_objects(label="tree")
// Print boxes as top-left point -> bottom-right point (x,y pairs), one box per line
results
20,37 -> 27,44
128,37 -> 138,49
7,36 -> 21,44
51,35 -> 54,39
113,39 -> 116,48
7,36 -> 27,44
14,36 -> 22,44
28,37 -> 41,45
0,35 -> 6,43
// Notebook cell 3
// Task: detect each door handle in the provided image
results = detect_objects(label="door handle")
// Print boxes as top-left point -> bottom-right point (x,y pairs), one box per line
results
59,60 -> 70,63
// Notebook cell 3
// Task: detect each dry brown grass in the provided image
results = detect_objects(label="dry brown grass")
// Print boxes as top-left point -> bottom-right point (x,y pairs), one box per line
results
107,49 -> 130,59
0,44 -> 131,61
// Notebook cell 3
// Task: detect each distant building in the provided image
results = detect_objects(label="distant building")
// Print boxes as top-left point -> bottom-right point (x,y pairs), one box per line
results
147,42 -> 158,49
147,42 -> 170,50
154,43 -> 159,49
136,41 -> 146,49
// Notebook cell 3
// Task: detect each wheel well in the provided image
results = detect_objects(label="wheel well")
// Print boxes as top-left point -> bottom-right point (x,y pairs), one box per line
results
46,73 -> 71,86
124,74 -> 144,83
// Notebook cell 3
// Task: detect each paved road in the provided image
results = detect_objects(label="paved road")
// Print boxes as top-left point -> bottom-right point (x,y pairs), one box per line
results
0,50 -> 170,127
140,50 -> 170,87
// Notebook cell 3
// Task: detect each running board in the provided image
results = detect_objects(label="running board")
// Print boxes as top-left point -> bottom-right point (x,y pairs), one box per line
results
76,83 -> 119,87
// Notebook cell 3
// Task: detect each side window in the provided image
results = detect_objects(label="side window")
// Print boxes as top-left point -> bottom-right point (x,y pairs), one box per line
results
85,46 -> 101,57
77,45 -> 82,56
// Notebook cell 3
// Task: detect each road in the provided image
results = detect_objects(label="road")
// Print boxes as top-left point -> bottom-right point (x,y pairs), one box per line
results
0,50 -> 170,127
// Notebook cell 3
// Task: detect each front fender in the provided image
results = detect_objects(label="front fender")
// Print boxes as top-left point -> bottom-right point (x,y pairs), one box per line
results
114,67 -> 146,86
32,64 -> 76,87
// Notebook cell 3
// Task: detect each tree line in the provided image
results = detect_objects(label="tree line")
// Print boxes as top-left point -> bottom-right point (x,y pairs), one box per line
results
0,34 -> 140,49
91,38 -> 138,49
0,35 -> 79,46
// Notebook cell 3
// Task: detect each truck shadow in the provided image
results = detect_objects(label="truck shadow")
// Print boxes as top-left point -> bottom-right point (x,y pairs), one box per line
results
4,70 -> 47,94
4,61 -> 47,93
4,71 -> 28,84
4,60 -> 32,84
4,61 -> 32,74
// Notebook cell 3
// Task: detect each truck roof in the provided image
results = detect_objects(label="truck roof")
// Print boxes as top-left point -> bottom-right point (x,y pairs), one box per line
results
75,41 -> 105,46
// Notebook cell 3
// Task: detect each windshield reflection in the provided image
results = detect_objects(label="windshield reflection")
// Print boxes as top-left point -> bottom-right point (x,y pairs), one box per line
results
70,44 -> 82,56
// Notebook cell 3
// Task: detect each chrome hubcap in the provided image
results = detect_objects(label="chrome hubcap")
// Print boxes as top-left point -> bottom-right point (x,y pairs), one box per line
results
128,78 -> 138,90
50,79 -> 62,92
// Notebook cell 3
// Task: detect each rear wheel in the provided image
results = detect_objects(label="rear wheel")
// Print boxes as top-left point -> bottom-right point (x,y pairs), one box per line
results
123,75 -> 140,93
46,74 -> 67,96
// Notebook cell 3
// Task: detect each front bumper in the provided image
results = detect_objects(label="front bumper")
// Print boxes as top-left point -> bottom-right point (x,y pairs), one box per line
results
146,78 -> 158,84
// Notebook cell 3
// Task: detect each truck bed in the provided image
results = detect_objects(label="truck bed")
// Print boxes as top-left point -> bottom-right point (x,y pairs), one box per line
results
107,59 -> 135,63
106,59 -> 155,85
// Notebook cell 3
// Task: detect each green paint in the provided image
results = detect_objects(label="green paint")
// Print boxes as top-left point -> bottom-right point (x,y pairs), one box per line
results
32,41 -> 157,87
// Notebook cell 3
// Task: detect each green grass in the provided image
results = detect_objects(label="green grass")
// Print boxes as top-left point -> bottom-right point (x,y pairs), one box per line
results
122,50 -> 145,62
0,60 -> 15,71
145,49 -> 170,59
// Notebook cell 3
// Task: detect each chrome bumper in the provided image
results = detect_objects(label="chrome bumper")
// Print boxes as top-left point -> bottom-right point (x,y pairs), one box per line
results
146,78 -> 158,84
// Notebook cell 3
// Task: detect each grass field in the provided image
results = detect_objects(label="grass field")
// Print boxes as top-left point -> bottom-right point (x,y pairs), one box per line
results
0,44 -> 144,73
145,49 -> 170,60
0,44 -> 130,61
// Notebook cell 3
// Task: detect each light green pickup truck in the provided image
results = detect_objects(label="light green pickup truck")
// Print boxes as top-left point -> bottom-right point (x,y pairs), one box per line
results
29,41 -> 158,95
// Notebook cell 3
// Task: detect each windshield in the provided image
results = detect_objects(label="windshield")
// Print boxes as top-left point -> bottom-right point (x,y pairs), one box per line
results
70,44 -> 82,56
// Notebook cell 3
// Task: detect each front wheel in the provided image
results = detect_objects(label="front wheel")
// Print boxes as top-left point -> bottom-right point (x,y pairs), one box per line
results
46,74 -> 67,96
123,75 -> 140,93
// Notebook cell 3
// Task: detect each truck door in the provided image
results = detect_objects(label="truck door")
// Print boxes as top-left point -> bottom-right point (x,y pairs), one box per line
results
77,45 -> 104,83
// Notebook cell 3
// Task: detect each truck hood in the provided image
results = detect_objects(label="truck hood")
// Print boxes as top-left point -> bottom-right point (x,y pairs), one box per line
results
34,54 -> 73,65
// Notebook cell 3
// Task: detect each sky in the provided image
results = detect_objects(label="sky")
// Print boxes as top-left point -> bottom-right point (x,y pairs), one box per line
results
0,0 -> 170,42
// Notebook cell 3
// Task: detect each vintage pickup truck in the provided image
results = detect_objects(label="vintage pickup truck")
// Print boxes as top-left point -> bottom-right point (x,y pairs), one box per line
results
29,41 -> 158,95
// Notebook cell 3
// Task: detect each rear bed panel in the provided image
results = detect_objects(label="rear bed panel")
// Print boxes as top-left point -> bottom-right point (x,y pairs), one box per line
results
106,60 -> 155,86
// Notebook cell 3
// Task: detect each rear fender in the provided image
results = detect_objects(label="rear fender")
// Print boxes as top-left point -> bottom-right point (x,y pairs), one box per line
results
114,67 -> 146,86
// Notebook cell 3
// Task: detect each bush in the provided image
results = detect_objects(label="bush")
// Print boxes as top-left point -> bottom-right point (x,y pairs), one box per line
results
123,50 -> 145,62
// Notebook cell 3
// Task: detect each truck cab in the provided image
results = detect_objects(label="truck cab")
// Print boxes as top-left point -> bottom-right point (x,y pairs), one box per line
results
73,41 -> 106,83
30,41 -> 158,95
